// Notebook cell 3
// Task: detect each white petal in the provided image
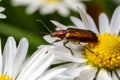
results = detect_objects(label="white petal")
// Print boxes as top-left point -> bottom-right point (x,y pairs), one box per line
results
96,69 -> 112,80
77,6 -> 98,33
51,43 -> 86,63
40,5 -> 56,14
16,49 -> 46,80
67,25 -> 77,28
26,5 -> 39,14
43,35 -> 60,43
17,46 -> 54,80
0,39 -> 2,74
0,13 -> 6,19
70,16 -> 86,29
110,6 -> 120,35
111,71 -> 119,80
3,37 -> 16,76
0,7 -> 5,12
99,13 -> 110,34
25,1 -> 41,14
51,63 -> 83,79
51,20 -> 68,30
27,52 -> 55,80
38,68 -> 67,80
52,59 -> 69,64
77,6 -> 90,29
12,38 -> 28,78
11,0 -> 31,6
115,69 -> 120,77
86,14 -> 98,33
57,4 -> 69,17
79,65 -> 97,80
65,0 -> 85,12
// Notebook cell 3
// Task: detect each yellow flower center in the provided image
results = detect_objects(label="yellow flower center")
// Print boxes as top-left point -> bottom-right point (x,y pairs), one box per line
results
85,33 -> 120,70
0,75 -> 12,80
44,0 -> 61,3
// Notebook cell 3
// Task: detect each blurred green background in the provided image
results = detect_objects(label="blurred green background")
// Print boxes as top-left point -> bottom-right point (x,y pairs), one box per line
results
0,0 -> 118,55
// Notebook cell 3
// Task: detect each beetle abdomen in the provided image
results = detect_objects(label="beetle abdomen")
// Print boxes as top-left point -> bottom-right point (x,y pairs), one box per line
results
66,28 -> 98,43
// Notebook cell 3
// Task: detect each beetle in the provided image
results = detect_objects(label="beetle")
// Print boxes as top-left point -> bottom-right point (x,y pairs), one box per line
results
51,28 -> 98,55
51,28 -> 98,43
37,20 -> 98,55
50,7 -> 99,55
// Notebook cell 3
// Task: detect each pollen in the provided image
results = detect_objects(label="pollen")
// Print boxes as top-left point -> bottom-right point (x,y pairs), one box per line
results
0,75 -> 12,80
85,33 -> 120,70
45,0 -> 60,3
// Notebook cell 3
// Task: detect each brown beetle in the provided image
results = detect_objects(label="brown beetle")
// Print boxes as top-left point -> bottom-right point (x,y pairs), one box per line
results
51,28 -> 98,55
50,7 -> 99,55
37,20 -> 98,55
51,28 -> 98,43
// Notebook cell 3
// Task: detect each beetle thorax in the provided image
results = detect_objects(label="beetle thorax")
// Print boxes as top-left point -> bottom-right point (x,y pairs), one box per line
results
51,30 -> 66,39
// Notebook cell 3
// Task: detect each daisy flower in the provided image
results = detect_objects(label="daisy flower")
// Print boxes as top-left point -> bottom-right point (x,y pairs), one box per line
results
11,0 -> 86,16
44,6 -> 120,80
0,36 -> 66,80
0,0 -> 6,19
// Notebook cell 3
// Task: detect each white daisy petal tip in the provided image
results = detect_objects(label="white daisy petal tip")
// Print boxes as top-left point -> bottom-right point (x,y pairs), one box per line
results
109,6 -> 120,35
43,35 -> 60,43
18,37 -> 29,53
76,6 -> 92,30
50,20 -> 67,30
7,36 -> 15,42
0,14 -> 6,19
116,6 -> 120,11
0,7 -> 5,12
50,20 -> 60,26
50,20 -> 56,23
0,5 -> 6,19
99,13 -> 110,33
20,37 -> 29,45
70,16 -> 86,29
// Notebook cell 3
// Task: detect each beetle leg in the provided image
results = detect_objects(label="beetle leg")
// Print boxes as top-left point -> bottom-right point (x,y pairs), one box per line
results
51,39 -> 62,45
79,43 -> 94,54
63,41 -> 74,55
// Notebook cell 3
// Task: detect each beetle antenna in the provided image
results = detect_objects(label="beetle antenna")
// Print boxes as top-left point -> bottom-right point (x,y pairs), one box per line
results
29,32 -> 49,36
37,19 -> 52,33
